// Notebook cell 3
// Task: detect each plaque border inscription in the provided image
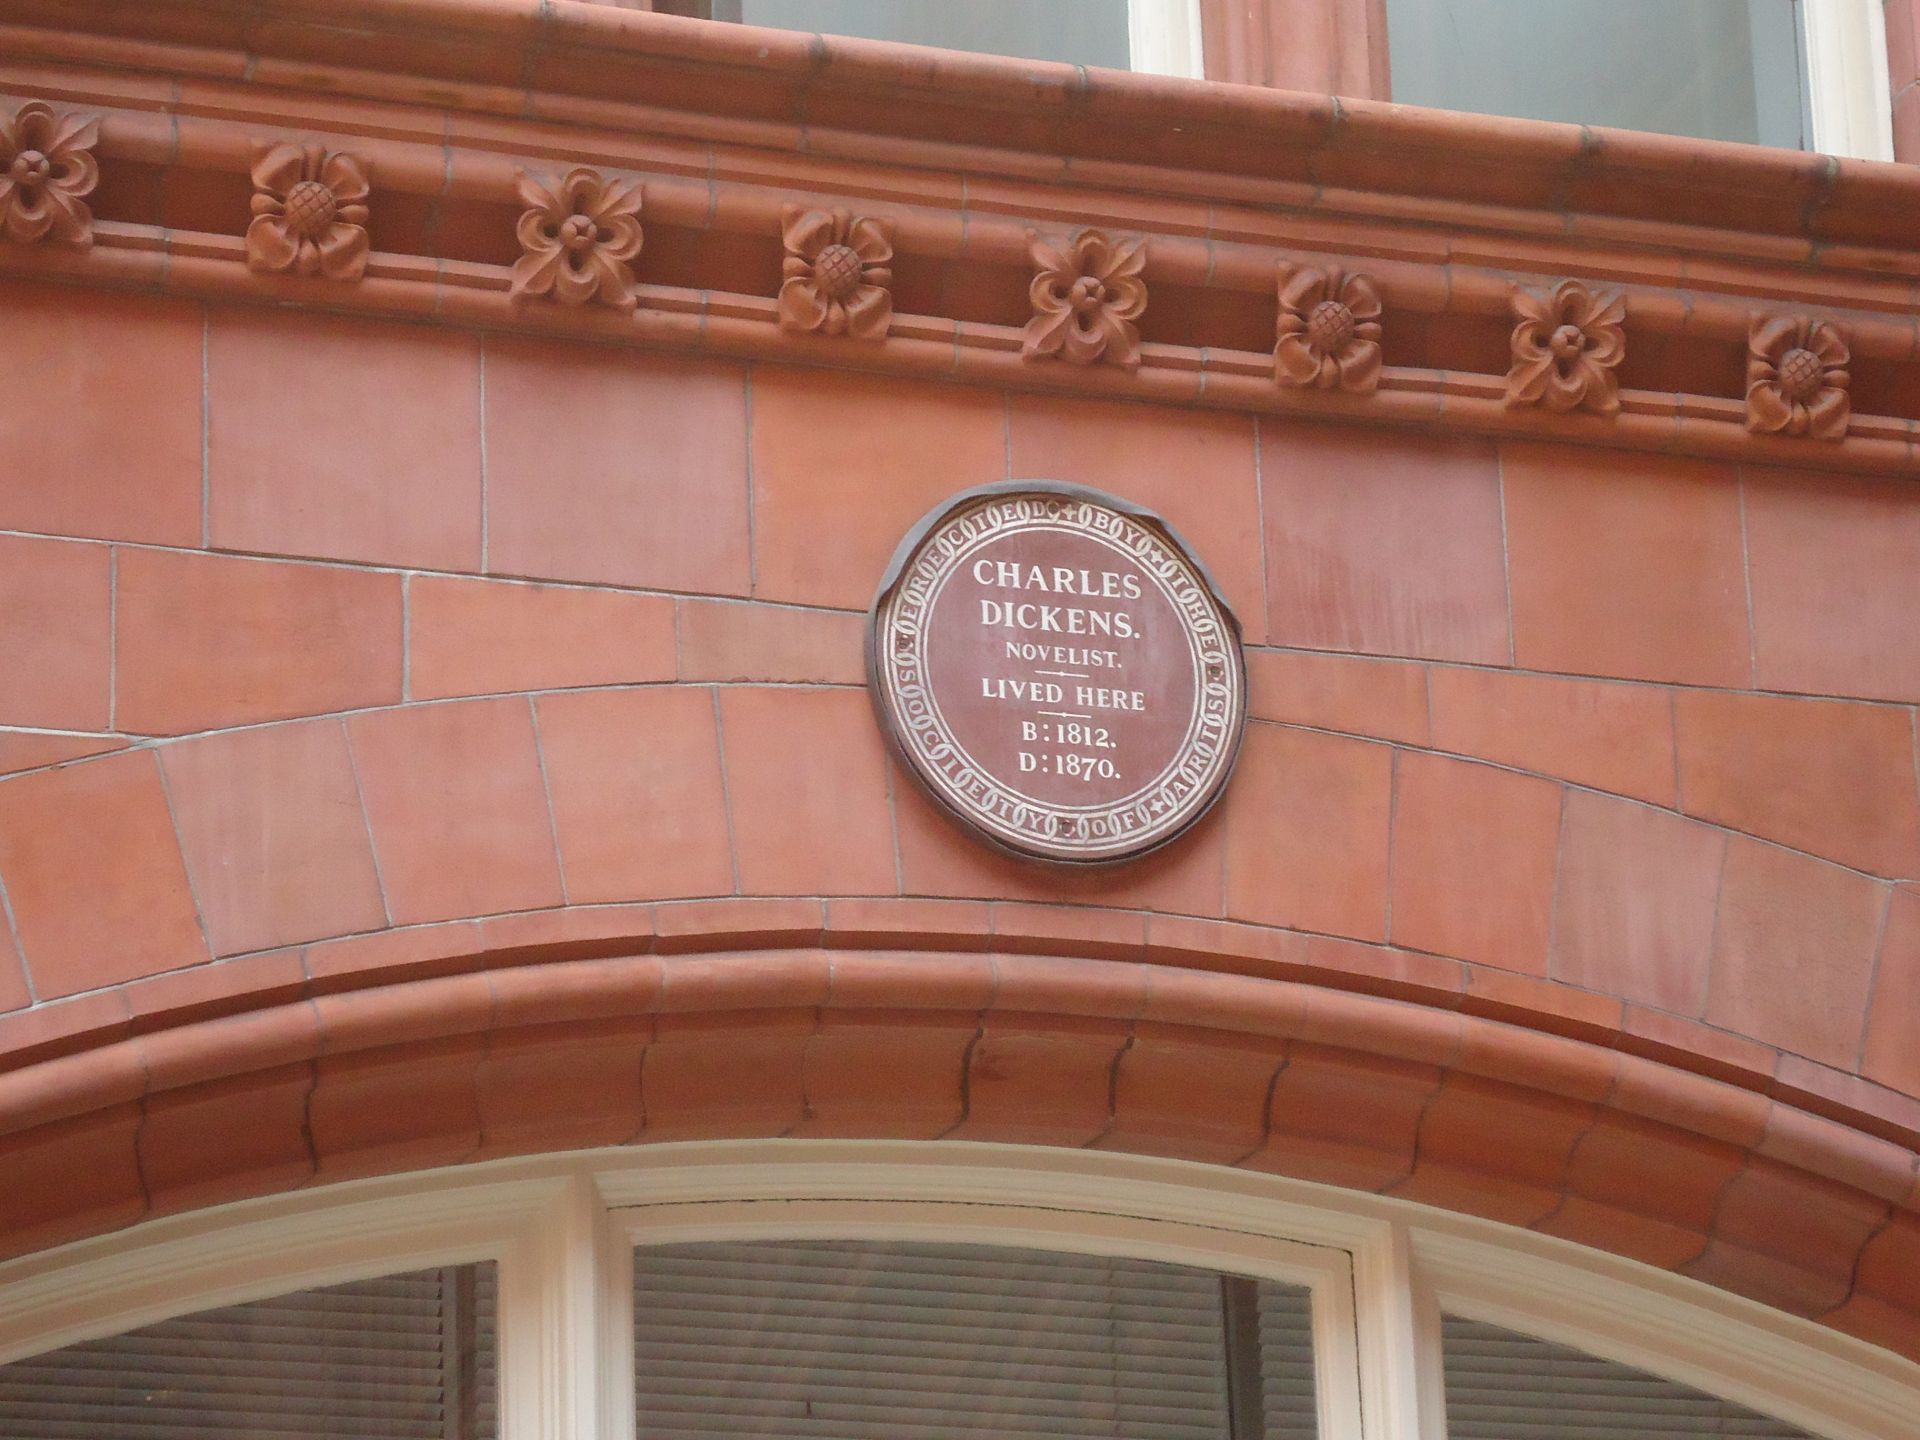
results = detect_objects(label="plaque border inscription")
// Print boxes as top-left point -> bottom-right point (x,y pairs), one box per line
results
866,480 -> 1250,866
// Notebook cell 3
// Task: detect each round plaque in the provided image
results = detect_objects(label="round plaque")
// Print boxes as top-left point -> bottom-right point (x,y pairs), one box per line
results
868,482 -> 1248,864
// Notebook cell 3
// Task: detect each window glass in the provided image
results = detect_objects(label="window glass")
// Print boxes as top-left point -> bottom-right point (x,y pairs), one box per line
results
632,1239 -> 1318,1439
1441,1313 -> 1814,1439
718,0 -> 1134,70
1385,0 -> 1810,148
0,1263 -> 497,1440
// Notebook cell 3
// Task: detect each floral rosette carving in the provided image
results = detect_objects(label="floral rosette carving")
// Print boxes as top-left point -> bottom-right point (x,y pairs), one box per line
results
779,205 -> 893,340
1274,264 -> 1382,393
0,100 -> 99,247
1507,279 -> 1626,415
512,168 -> 645,310
1023,228 -> 1147,369
1746,315 -> 1850,441
247,143 -> 371,281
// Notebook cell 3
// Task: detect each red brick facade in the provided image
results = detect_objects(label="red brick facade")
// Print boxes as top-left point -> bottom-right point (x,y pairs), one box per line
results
0,0 -> 1917,1369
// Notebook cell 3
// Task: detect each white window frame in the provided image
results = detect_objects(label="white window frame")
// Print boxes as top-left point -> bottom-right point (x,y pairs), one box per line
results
0,1141 -> 1915,1440
1130,0 -> 1206,79
1803,0 -> 1895,159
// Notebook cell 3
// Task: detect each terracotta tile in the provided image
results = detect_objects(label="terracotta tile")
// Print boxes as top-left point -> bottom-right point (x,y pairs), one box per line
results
1139,964 -> 1309,1038
0,1106 -> 146,1260
823,897 -> 994,951
750,369 -> 1005,609
1261,423 -> 1509,664
484,338 -> 750,595
1706,838 -> 1884,1069
139,1064 -> 315,1216
0,283 -> 202,545
1540,1111 -> 1742,1268
1611,1053 -> 1769,1149
1428,667 -> 1677,806
209,309 -> 482,569
0,991 -> 132,1074
1772,1052 -> 1920,1150
1502,444 -> 1749,688
1745,469 -> 1920,703
313,972 -> 493,1055
1390,752 -> 1562,974
0,733 -> 127,776
1298,982 -> 1465,1064
1391,1073 -> 1596,1226
0,1039 -> 145,1136
116,549 -> 403,735
306,920 -> 487,990
1247,1043 -> 1438,1190
409,576 -> 677,700
474,1020 -> 649,1158
642,1010 -> 813,1140
1008,394 -> 1267,642
0,751 -> 208,999
991,903 -> 1146,961
1222,723 -> 1393,938
653,898 -> 824,953
348,698 -> 564,925
0,536 -> 110,731
1756,1102 -> 1916,1204
717,686 -> 897,895
1549,790 -> 1724,1014
823,949 -> 996,1011
1840,1210 -> 1920,1355
1103,1023 -> 1283,1162
1687,1156 -> 1888,1317
161,719 -> 387,957
1675,690 -> 1920,878
1460,967 -> 1624,1044
1245,648 -> 1430,745
951,1014 -> 1125,1146
124,951 -> 308,1032
892,765 -> 1227,917
677,600 -> 866,685
487,954 -> 664,1029
1619,1006 -> 1781,1092
0,917 -> 25,1015
656,949 -> 833,1014
795,1012 -> 975,1138
309,1037 -> 485,1181
991,951 -> 1148,1022
1864,887 -> 1920,1094
1143,915 -> 1310,982
535,687 -> 734,904
1455,1016 -> 1620,1104
481,906 -> 657,966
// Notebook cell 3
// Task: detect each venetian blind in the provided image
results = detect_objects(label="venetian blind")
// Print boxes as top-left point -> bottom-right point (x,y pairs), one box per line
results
1441,1314 -> 1813,1440
632,1239 -> 1318,1440
0,1262 -> 496,1440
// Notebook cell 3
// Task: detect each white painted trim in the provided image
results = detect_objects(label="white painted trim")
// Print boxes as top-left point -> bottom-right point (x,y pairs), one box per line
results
1128,0 -> 1204,79
0,1142 -> 1913,1440
1803,0 -> 1896,160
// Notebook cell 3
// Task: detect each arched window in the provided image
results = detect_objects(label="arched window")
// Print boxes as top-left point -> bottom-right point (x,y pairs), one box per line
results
0,1144 -> 1910,1440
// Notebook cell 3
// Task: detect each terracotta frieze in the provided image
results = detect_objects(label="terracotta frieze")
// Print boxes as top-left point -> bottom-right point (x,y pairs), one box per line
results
245,143 -> 370,282
777,205 -> 894,340
0,100 -> 95,248
0,56 -> 1915,475
1023,229 -> 1148,369
1506,280 -> 1627,417
1746,315 -> 1852,441
1274,264 -> 1383,393
510,168 -> 645,309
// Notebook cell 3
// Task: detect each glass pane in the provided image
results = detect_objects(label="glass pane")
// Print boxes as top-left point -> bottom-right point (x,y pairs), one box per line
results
0,1262 -> 497,1440
733,0 -> 1132,70
1442,1313 -> 1815,1439
633,1239 -> 1320,1440
1385,0 -> 1810,149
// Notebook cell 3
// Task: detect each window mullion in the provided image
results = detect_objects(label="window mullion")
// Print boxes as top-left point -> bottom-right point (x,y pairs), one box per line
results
1350,1219 -> 1438,1440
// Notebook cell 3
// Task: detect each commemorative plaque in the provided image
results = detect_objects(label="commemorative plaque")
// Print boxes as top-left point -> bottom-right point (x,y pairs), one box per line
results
868,482 -> 1248,864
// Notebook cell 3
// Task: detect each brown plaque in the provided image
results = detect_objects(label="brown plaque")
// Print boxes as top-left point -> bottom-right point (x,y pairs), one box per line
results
868,482 -> 1248,864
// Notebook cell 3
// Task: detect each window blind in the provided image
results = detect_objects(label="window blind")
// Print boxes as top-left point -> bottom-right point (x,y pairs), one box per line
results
1441,1314 -> 1811,1440
0,1262 -> 496,1440
632,1240 -> 1317,1440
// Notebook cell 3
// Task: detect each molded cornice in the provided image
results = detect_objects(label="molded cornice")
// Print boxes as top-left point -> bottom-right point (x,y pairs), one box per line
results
5,0 -> 1920,474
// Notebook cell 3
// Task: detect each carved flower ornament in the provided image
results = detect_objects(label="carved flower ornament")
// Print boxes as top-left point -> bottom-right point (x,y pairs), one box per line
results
1746,315 -> 1850,441
779,205 -> 894,340
1507,279 -> 1626,416
0,100 -> 99,247
511,168 -> 645,310
247,143 -> 371,281
1023,228 -> 1148,369
1274,264 -> 1383,393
